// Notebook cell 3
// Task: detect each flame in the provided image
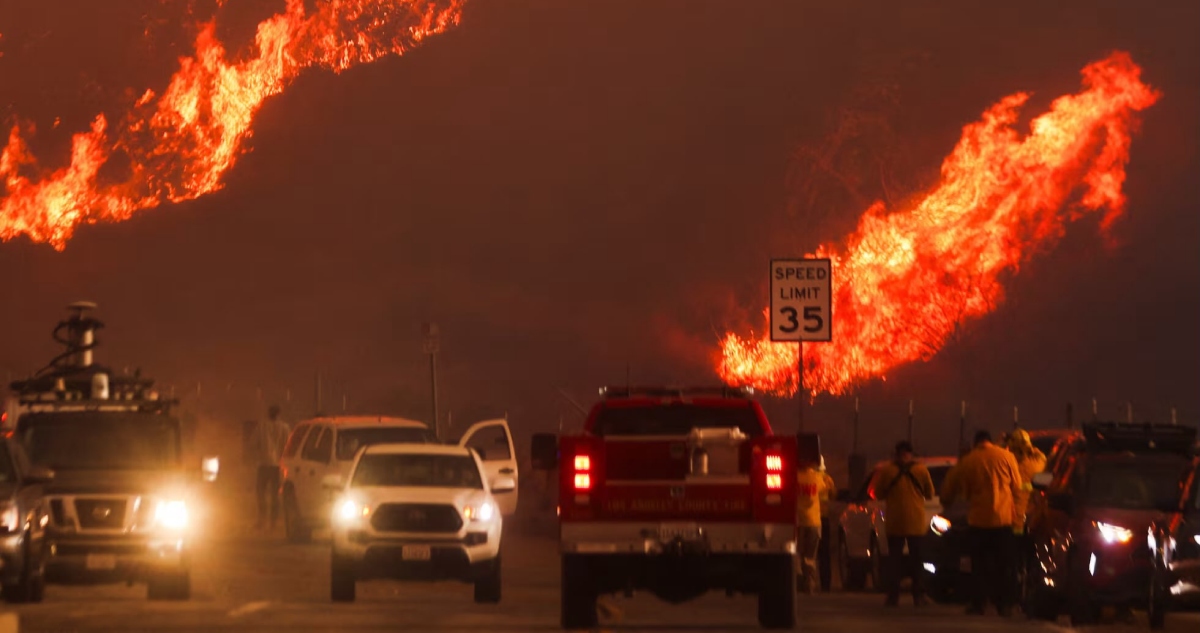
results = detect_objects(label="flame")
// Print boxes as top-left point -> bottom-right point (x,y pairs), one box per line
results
718,52 -> 1159,397
0,0 -> 464,250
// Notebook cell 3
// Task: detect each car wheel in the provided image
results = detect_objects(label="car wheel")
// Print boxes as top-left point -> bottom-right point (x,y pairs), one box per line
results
147,569 -> 191,601
1148,572 -> 1167,630
838,532 -> 866,591
473,555 -> 502,604
284,489 -> 312,544
757,553 -> 796,629
330,551 -> 356,603
561,554 -> 597,630
1022,565 -> 1058,621
1066,554 -> 1096,627
866,534 -> 882,592
1,535 -> 46,604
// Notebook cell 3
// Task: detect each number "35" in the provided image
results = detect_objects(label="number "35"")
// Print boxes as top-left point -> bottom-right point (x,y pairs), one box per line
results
779,306 -> 823,333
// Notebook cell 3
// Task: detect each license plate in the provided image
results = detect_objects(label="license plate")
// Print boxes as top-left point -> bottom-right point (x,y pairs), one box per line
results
659,523 -> 702,541
86,554 -> 117,570
401,545 -> 431,561
960,556 -> 972,573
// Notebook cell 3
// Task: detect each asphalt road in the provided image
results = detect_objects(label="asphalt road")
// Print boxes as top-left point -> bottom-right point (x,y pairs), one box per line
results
5,517 -> 1199,632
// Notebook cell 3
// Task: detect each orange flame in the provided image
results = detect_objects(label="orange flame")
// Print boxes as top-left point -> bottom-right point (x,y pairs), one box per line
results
0,0 -> 464,250
718,52 -> 1159,397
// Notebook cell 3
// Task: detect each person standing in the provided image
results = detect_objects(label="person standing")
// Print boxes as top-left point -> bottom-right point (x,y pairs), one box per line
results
941,430 -> 1022,617
816,455 -> 837,592
1006,428 -> 1047,602
869,441 -> 935,607
254,405 -> 291,530
796,455 -> 829,594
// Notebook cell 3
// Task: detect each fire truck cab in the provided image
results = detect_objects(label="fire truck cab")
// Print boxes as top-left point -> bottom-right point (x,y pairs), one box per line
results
533,386 -> 799,630
2,302 -> 216,600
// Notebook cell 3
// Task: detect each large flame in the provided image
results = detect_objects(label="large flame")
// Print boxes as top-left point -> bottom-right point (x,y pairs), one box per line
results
0,0 -> 464,250
719,52 -> 1159,397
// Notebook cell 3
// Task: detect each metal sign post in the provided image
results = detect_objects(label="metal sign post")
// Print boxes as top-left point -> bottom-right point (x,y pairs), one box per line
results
422,323 -> 440,440
769,258 -> 832,433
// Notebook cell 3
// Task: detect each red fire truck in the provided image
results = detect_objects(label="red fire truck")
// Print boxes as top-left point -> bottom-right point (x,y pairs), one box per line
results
533,386 -> 799,630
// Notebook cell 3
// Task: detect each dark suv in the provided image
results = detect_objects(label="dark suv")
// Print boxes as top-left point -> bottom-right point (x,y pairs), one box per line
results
0,436 -> 54,603
1024,422 -> 1195,626
1148,452 -> 1200,629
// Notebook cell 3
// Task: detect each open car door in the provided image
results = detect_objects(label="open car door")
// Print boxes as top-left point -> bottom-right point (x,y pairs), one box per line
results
459,418 -> 519,516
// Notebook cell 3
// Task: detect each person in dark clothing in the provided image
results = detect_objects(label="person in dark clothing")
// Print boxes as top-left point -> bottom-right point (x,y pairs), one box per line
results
253,405 -> 290,529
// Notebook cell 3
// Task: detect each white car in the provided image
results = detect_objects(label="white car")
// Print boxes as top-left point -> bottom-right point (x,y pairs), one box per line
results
280,416 -> 520,543
835,456 -> 957,591
327,443 -> 512,603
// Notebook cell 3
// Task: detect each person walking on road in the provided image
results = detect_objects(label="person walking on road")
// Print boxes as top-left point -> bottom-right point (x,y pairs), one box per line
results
941,430 -> 1022,617
868,440 -> 935,607
253,405 -> 291,530
816,456 -> 836,592
796,455 -> 830,594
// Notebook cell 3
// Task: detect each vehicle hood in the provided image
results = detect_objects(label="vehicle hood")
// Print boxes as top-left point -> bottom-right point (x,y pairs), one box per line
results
43,469 -> 192,496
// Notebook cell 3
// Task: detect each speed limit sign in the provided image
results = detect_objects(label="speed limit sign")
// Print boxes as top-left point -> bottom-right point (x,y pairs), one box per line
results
770,258 -> 832,342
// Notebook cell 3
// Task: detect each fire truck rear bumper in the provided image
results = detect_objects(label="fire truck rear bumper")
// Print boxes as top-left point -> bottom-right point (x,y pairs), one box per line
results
45,536 -> 188,582
561,522 -> 796,555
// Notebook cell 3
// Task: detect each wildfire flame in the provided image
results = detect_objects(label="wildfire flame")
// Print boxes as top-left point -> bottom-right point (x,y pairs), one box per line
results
719,51 -> 1159,397
0,0 -> 464,250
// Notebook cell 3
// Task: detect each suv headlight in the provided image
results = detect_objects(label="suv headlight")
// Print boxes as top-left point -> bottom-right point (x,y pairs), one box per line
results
334,498 -> 369,527
463,501 -> 495,523
0,504 -> 18,533
930,514 -> 951,536
1095,521 -> 1133,545
154,500 -> 189,531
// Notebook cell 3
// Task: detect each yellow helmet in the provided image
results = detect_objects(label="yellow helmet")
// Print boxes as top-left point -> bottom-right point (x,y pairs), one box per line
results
1009,428 -> 1032,449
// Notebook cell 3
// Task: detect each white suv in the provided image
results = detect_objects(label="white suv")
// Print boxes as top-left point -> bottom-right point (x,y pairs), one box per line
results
327,443 -> 511,603
280,417 -> 519,542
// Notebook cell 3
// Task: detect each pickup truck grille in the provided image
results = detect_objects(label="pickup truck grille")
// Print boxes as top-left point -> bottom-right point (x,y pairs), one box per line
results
73,498 -> 129,530
371,503 -> 462,533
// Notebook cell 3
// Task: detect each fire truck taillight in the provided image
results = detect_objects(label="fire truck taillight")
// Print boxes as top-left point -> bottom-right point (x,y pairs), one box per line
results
765,455 -> 782,472
573,473 -> 591,490
765,474 -> 783,490
573,455 -> 591,471
764,452 -> 783,501
571,451 -> 592,500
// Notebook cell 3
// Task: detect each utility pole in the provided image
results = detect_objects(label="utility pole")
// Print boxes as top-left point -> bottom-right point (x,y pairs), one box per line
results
797,342 -> 805,433
907,398 -> 914,442
314,371 -> 322,415
959,400 -> 967,454
423,323 -> 440,440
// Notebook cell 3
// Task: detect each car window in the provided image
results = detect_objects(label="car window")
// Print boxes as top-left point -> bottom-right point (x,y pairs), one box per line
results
309,427 -> 333,464
462,425 -> 511,461
283,425 -> 311,459
351,454 -> 483,489
300,426 -> 326,462
1084,460 -> 1187,511
336,427 -> 435,461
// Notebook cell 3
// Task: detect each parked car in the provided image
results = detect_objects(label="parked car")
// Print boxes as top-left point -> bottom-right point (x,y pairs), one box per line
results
0,436 -> 53,603
1148,450 -> 1200,629
327,442 -> 510,603
1024,422 -> 1195,626
836,456 -> 958,596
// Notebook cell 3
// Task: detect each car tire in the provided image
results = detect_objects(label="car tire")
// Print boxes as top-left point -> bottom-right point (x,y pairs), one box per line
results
1,535 -> 46,604
757,554 -> 796,629
330,551 -> 356,603
560,554 -> 597,630
1148,573 -> 1167,630
866,534 -> 882,592
838,531 -> 867,591
1022,569 -> 1058,621
1066,554 -> 1096,627
146,569 -> 191,601
473,555 -> 502,604
284,489 -> 312,544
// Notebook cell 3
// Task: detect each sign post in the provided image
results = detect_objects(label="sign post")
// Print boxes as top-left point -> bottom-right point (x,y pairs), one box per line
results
769,258 -> 832,432
422,323 -> 440,440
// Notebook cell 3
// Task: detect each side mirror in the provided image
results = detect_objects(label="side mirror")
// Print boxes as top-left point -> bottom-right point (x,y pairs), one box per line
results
531,433 -> 559,470
321,474 -> 345,490
1047,491 -> 1072,513
201,456 -> 220,483
25,466 -> 55,485
490,476 -> 517,493
1031,472 -> 1053,491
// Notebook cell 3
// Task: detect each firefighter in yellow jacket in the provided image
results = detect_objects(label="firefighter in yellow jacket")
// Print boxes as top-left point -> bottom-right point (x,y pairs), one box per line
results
869,440 -> 935,607
1005,428 -> 1047,534
796,455 -> 830,594
816,456 -> 836,592
941,430 -> 1022,617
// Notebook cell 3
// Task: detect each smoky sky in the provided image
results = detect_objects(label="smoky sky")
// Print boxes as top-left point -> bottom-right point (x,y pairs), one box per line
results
1,0 -> 1197,463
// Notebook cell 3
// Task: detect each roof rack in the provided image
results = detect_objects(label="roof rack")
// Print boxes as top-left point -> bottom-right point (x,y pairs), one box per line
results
598,385 -> 755,399
1081,421 -> 1197,455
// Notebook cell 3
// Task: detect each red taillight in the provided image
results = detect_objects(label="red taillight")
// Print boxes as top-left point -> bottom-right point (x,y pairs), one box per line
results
765,454 -> 782,472
764,452 -> 783,490
574,455 -> 591,471
573,473 -> 591,490
765,474 -> 783,490
572,452 -> 592,491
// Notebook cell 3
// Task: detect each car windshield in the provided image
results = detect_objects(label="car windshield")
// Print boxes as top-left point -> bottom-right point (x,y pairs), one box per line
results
336,427 -> 435,461
351,453 -> 482,489
18,411 -> 181,471
592,404 -> 764,437
1084,460 -> 1186,511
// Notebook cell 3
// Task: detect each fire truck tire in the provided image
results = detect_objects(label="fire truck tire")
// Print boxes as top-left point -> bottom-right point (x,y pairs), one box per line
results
284,489 -> 312,544
560,554 -> 597,629
757,554 -> 796,629
474,555 -> 502,603
1,536 -> 45,603
330,552 -> 356,602
147,569 -> 191,601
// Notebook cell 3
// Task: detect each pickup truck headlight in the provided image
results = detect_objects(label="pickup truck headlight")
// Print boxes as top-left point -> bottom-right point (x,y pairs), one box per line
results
1095,521 -> 1133,545
463,501 -> 495,523
334,498 -> 370,527
154,500 -> 189,531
